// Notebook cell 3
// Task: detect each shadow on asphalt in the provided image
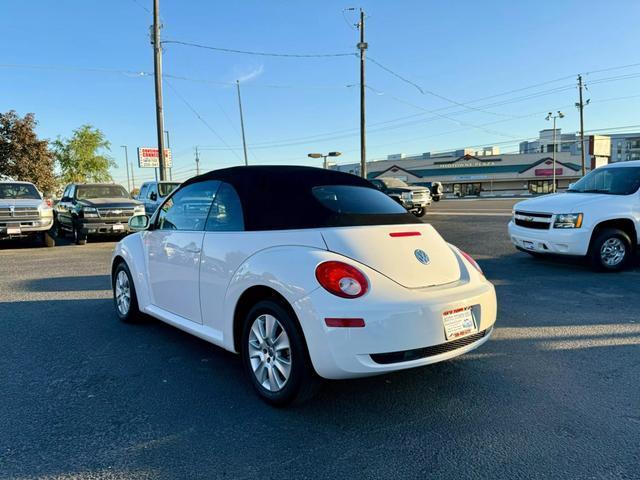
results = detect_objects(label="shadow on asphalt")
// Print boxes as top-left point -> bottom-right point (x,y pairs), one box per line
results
17,274 -> 112,292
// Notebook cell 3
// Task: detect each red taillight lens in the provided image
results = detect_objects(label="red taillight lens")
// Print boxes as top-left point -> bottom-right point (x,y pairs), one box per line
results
315,261 -> 369,298
459,249 -> 483,275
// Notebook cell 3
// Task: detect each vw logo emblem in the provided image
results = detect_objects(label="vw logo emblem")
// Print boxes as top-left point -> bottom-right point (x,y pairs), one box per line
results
414,249 -> 430,265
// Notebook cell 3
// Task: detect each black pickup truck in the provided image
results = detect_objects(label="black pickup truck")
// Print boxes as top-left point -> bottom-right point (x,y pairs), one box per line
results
53,183 -> 145,245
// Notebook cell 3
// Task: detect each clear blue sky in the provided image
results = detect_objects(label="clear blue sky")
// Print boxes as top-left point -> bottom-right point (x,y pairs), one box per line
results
2,0 -> 639,186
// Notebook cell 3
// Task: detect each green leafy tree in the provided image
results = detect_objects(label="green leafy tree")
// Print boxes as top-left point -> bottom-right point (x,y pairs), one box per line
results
53,125 -> 116,184
0,110 -> 57,194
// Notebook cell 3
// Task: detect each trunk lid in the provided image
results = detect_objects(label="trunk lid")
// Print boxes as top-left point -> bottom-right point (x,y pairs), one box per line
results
321,224 -> 461,288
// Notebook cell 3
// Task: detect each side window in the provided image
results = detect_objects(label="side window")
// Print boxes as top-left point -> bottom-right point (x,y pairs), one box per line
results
68,185 -> 76,200
206,182 -> 244,232
147,184 -> 158,200
156,180 -> 220,231
61,186 -> 70,200
138,184 -> 149,200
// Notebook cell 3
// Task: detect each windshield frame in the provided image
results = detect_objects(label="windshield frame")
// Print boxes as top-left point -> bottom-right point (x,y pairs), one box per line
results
567,166 -> 640,196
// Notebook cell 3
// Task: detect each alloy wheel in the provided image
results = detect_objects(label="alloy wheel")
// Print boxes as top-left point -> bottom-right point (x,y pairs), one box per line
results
115,270 -> 131,316
248,314 -> 292,392
600,237 -> 626,267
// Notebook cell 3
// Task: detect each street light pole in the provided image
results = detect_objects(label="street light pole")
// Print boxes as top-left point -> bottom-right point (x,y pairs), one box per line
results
546,111 -> 564,193
120,145 -> 130,193
308,151 -> 341,169
164,130 -> 172,180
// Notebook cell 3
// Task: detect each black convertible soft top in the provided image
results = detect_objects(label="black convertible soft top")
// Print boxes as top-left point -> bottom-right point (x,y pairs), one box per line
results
182,165 -> 418,231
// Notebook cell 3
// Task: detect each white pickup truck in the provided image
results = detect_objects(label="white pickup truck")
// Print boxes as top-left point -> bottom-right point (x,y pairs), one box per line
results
508,161 -> 640,271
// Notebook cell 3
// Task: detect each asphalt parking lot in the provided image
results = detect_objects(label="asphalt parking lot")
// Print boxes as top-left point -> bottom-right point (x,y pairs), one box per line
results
1,199 -> 638,480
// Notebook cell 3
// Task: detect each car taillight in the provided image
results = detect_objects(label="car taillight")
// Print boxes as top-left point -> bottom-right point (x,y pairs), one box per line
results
315,261 -> 369,299
459,249 -> 483,275
41,199 -> 52,208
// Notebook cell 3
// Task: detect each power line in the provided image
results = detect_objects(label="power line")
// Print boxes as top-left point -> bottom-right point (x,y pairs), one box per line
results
164,79 -> 245,164
162,39 -> 356,58
130,0 -> 150,13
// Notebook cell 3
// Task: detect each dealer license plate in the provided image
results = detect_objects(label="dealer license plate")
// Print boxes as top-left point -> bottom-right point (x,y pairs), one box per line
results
112,224 -> 125,231
7,227 -> 21,235
442,307 -> 476,340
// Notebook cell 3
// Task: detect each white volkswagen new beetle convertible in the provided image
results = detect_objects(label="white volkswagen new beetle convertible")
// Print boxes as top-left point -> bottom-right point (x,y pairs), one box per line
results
111,166 -> 497,405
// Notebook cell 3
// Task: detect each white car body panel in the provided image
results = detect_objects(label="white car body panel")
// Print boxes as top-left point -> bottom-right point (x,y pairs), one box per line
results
113,220 -> 497,380
146,230 -> 205,322
508,162 -> 640,256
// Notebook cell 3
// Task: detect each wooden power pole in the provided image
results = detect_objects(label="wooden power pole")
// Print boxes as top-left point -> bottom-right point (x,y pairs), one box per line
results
357,9 -> 367,179
152,0 -> 167,181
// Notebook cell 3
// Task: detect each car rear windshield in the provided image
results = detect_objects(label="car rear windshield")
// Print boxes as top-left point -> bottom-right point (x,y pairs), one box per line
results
568,166 -> 640,195
312,185 -> 408,214
158,182 -> 180,197
0,183 -> 41,200
76,185 -> 129,199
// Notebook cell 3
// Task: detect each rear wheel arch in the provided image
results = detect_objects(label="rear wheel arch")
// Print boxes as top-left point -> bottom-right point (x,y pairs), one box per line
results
233,285 -> 305,354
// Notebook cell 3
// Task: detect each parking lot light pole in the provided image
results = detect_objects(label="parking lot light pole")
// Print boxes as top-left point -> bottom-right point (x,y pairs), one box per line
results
545,111 -> 564,193
308,151 -> 341,169
120,145 -> 131,193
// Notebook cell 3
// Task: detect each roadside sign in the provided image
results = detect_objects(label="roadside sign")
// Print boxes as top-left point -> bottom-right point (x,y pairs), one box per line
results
137,147 -> 173,168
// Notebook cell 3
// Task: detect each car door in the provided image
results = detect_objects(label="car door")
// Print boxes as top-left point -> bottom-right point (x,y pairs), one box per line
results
57,185 -> 74,229
145,180 -> 220,323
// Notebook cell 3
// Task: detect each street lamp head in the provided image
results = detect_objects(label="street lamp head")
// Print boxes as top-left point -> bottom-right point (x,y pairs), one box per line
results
308,153 -> 323,159
328,151 -> 342,157
545,113 -> 551,121
558,111 -> 565,118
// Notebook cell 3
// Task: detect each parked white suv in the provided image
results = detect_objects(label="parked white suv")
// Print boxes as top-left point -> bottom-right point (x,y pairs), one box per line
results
508,161 -> 640,271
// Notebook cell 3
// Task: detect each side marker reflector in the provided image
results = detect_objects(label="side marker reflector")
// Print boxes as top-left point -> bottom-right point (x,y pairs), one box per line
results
325,318 -> 365,328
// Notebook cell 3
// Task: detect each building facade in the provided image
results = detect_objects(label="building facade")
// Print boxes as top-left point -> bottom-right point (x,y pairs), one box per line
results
334,152 -> 586,197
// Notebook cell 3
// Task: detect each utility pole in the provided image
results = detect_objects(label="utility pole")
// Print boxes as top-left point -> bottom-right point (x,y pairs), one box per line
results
195,146 -> 200,175
152,0 -> 167,181
130,163 -> 136,190
120,145 -> 130,192
357,8 -> 367,179
164,130 -> 173,180
577,75 -> 587,176
546,111 -> 564,193
236,80 -> 249,166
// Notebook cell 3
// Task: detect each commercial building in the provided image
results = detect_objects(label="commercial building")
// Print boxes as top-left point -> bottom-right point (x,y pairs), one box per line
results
335,152 -> 585,196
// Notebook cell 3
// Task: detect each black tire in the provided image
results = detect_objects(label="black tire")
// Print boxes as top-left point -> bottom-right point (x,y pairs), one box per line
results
241,299 -> 320,406
41,231 -> 55,248
112,262 -> 142,323
588,228 -> 633,272
50,219 -> 64,239
72,222 -> 87,245
413,207 -> 427,218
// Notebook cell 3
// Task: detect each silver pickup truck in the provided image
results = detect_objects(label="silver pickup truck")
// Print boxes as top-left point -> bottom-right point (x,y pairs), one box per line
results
0,181 -> 55,247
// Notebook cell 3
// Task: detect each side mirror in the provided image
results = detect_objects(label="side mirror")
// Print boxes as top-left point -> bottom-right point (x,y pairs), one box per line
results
568,183 -> 575,189
128,215 -> 150,231
149,192 -> 157,201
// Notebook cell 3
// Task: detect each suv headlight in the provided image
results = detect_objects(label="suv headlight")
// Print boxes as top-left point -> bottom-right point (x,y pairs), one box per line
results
554,213 -> 583,229
401,192 -> 412,200
134,205 -> 145,215
82,207 -> 99,218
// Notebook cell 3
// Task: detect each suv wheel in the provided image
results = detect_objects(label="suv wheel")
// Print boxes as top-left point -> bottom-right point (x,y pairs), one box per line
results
414,207 -> 427,218
73,222 -> 87,245
241,300 -> 320,406
113,262 -> 142,322
40,231 -> 55,248
589,228 -> 632,272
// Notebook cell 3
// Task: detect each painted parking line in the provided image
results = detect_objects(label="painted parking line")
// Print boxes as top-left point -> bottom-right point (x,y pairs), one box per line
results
428,211 -> 512,217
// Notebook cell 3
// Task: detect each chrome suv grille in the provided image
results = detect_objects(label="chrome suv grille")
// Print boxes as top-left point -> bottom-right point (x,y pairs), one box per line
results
411,191 -> 429,201
97,208 -> 135,219
514,210 -> 552,230
0,207 -> 40,221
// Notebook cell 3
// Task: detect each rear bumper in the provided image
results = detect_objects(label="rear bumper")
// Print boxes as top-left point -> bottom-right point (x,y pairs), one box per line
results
508,220 -> 590,256
293,273 -> 497,380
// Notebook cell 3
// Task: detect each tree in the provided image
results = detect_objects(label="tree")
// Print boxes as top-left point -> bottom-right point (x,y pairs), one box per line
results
53,125 -> 116,184
0,110 -> 57,193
